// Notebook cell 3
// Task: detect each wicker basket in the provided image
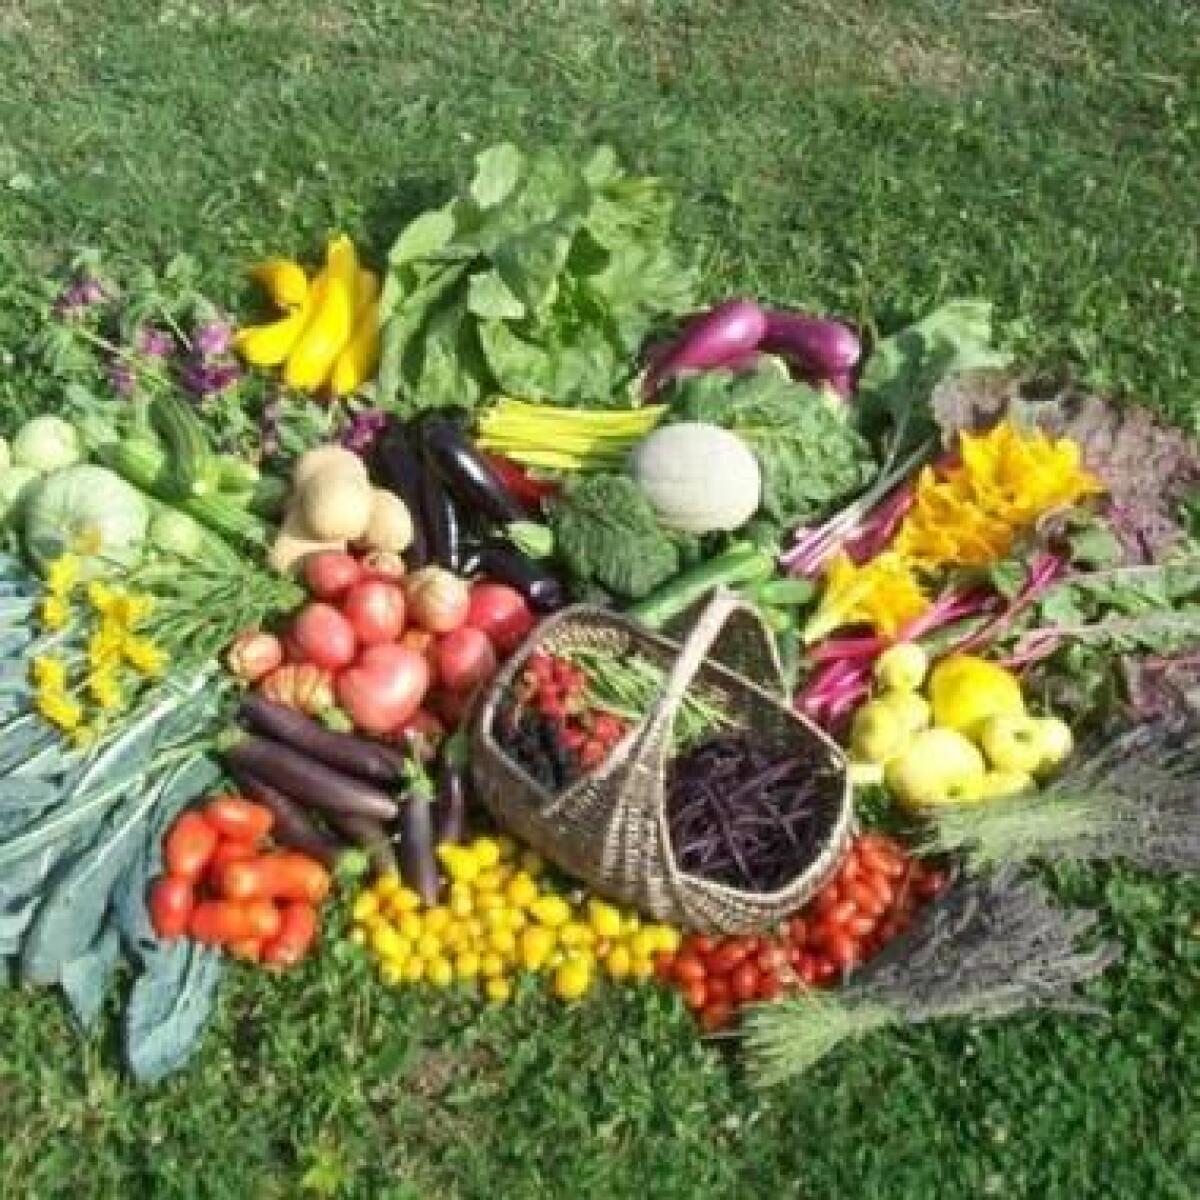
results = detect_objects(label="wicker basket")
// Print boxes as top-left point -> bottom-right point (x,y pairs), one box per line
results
470,588 -> 853,933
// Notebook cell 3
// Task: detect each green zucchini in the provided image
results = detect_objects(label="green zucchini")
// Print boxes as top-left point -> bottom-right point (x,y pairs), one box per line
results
150,394 -> 218,499
99,440 -> 267,551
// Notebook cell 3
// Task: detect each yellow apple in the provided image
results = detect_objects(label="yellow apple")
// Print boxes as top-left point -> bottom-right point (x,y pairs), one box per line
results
849,700 -> 905,765
928,654 -> 1025,735
884,727 -> 986,811
1031,717 -> 1074,774
874,643 -> 929,693
969,769 -> 1035,801
977,713 -> 1045,775
879,690 -> 932,736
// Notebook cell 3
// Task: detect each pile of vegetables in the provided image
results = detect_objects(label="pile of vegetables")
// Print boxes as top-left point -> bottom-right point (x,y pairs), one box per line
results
2,141 -> 1199,1091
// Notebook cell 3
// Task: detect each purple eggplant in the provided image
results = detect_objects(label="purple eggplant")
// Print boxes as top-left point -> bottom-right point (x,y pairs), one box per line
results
759,311 -> 861,397
396,764 -> 440,905
433,733 -> 470,847
642,299 -> 767,398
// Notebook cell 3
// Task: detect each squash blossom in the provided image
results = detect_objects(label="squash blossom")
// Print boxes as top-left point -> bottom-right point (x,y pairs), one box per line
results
803,551 -> 929,644
86,580 -> 115,615
86,667 -> 123,711
36,690 -> 83,733
894,421 -> 1102,569
87,624 -> 125,671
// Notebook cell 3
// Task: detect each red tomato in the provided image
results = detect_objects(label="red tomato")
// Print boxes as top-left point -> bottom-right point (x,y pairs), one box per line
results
681,981 -> 708,1011
705,977 -> 732,1005
699,1000 -> 733,1033
207,839 -> 258,878
243,899 -> 284,940
148,875 -> 194,939
189,901 -> 254,945
341,579 -> 406,646
708,940 -> 754,976
812,957 -> 839,986
689,935 -> 717,957
261,901 -> 320,969
434,627 -> 498,693
304,551 -> 363,601
467,583 -> 534,655
336,644 -> 430,734
788,945 -> 806,971
673,954 -> 706,986
786,916 -> 808,946
163,812 -> 218,881
205,796 -> 273,844
755,970 -> 783,1002
227,937 -> 264,963
730,963 -> 760,1003
291,603 -> 357,671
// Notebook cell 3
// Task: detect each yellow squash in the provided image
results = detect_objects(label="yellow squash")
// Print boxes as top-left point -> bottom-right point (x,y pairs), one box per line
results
235,283 -> 317,367
248,257 -> 309,309
284,235 -> 358,392
330,299 -> 381,397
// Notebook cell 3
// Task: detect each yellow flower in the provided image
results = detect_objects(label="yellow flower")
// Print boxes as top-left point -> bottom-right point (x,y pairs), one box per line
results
36,690 -> 83,732
894,421 -> 1102,570
45,555 -> 81,597
803,551 -> 929,644
122,635 -> 166,678
38,595 -> 70,632
87,625 -> 125,671
86,667 -> 124,711
86,580 -> 115,615
70,724 -> 98,749
112,592 -> 154,628
31,655 -> 69,692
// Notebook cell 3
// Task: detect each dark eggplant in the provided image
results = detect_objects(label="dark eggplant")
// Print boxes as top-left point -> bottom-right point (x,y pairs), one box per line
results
222,732 -> 399,823
227,766 -> 342,868
475,540 -> 566,613
419,415 -> 529,525
372,421 -> 430,569
328,811 -> 397,875
419,453 -> 463,571
433,733 -> 470,846
397,768 -> 440,905
239,695 -> 407,785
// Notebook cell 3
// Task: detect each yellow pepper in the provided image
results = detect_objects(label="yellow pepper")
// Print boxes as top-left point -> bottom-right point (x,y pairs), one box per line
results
236,283 -> 318,368
329,299 -> 381,397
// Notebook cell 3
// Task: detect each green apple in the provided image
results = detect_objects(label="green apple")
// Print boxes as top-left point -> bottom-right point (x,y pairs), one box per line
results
849,700 -> 905,765
1031,716 -> 1074,774
884,727 -> 986,811
879,690 -> 931,736
977,713 -> 1046,775
874,642 -> 929,693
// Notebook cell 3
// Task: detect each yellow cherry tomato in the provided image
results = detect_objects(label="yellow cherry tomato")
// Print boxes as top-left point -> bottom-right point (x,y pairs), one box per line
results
474,892 -> 504,914
480,952 -> 506,979
471,838 -> 502,870
427,957 -> 454,988
401,957 -> 426,984
375,873 -> 401,899
485,978 -> 512,1004
519,926 -> 555,972
437,845 -> 480,884
370,926 -> 403,959
352,892 -> 379,922
488,927 -> 517,958
629,956 -> 655,983
605,944 -> 632,981
553,956 -> 593,1002
424,907 -> 452,935
629,929 -> 660,962
558,921 -> 594,949
380,961 -> 404,987
586,899 -> 623,940
530,895 -> 571,928
390,888 -> 422,914
398,912 -> 424,941
455,951 -> 481,980
416,931 -> 442,959
505,872 -> 539,909
448,884 -> 474,918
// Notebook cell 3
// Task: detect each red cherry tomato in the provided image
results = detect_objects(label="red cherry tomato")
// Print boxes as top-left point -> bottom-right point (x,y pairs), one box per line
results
341,579 -> 406,646
673,954 -> 706,986
704,977 -> 732,1005
813,883 -> 842,915
755,944 -> 789,977
845,914 -> 877,939
755,970 -> 783,1002
682,981 -> 708,1011
731,963 -> 760,1003
699,1000 -> 734,1033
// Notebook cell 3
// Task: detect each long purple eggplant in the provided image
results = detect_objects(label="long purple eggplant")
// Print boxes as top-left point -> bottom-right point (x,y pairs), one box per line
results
328,811 -> 397,875
239,695 -> 407,785
642,299 -> 766,398
222,732 -> 399,823
758,311 -> 861,397
397,764 -> 440,905
433,733 -> 469,847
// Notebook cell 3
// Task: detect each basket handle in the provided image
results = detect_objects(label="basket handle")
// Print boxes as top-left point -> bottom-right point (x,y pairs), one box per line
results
635,586 -> 743,755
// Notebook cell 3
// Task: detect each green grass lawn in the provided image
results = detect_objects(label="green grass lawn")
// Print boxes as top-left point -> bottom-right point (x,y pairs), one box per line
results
1,1 -> 1198,1196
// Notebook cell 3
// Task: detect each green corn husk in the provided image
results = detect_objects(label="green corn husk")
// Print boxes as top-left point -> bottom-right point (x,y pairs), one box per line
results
743,868 -> 1120,1089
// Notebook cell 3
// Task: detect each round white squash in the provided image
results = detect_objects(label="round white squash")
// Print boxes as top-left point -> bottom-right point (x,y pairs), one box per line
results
629,422 -> 761,534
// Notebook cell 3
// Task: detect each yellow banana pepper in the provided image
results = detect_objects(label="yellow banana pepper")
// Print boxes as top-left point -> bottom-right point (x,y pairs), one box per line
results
330,299 -> 381,397
235,282 -> 317,367
284,236 -> 357,392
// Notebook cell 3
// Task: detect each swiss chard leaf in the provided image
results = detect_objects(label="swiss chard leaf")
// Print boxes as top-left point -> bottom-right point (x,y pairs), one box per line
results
60,925 -> 121,1031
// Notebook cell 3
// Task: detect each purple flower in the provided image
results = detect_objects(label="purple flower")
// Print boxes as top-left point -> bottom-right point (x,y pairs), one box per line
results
194,319 -> 234,359
339,408 -> 388,454
135,326 -> 175,358
53,274 -> 110,319
108,360 -> 136,398
182,358 -> 241,398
